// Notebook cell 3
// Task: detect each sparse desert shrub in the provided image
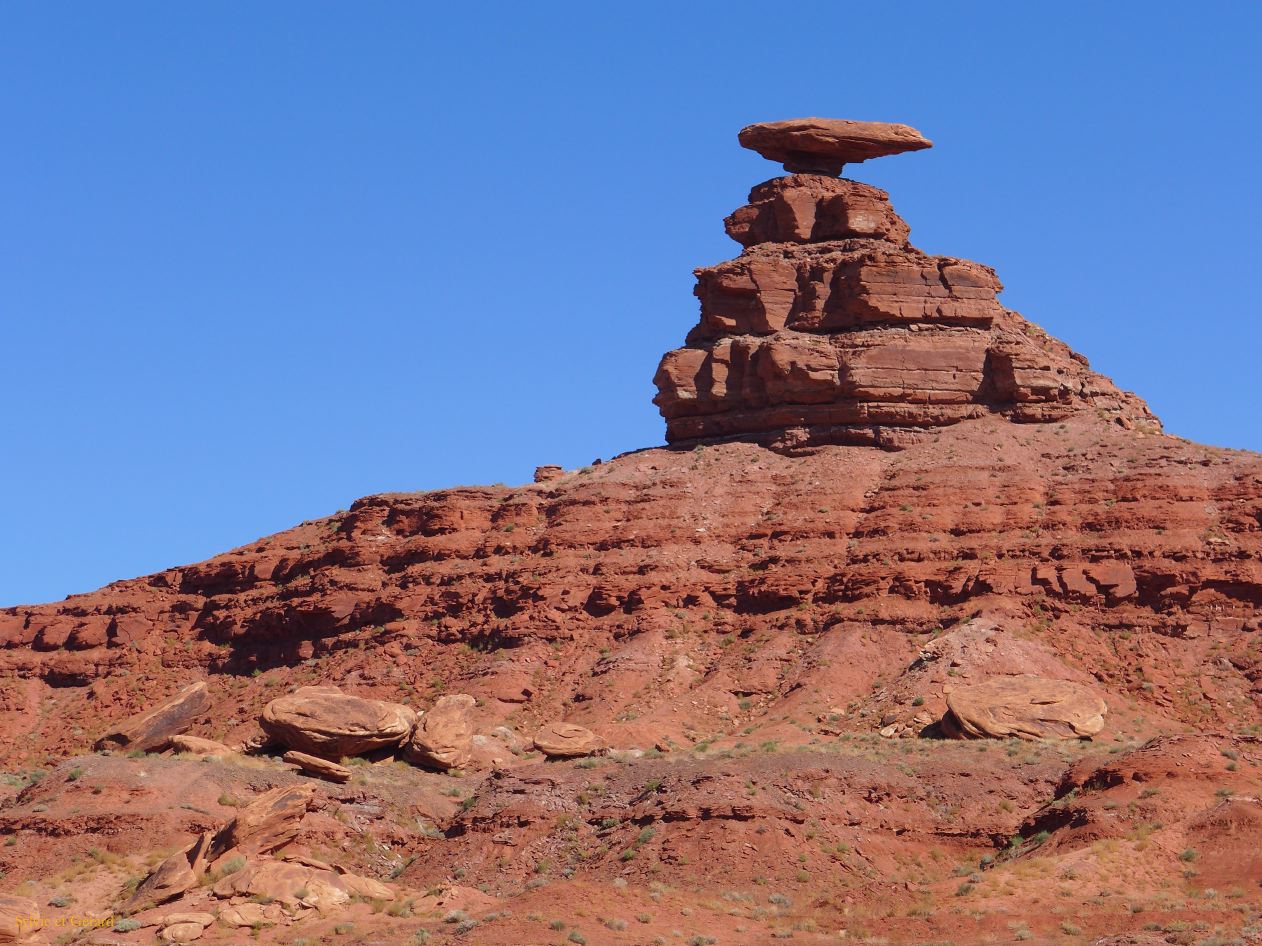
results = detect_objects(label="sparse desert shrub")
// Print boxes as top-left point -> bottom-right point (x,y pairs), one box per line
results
219,855 -> 246,877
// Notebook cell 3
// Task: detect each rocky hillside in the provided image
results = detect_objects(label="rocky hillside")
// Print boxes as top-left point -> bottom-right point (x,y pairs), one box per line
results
1,118 -> 1259,946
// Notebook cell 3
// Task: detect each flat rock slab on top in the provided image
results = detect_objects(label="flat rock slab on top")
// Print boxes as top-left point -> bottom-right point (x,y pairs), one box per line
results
739,117 -> 932,175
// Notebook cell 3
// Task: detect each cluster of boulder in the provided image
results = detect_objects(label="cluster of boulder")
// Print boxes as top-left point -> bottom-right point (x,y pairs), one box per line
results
120,784 -> 398,941
95,681 -> 605,782
255,685 -> 604,775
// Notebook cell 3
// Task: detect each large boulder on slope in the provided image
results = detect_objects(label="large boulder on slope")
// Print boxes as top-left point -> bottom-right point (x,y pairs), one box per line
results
405,694 -> 476,770
259,685 -> 416,758
942,674 -> 1107,740
94,681 -> 209,753
533,721 -> 604,758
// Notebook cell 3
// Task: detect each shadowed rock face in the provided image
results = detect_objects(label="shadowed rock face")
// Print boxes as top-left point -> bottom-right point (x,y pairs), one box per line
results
654,133 -> 1158,452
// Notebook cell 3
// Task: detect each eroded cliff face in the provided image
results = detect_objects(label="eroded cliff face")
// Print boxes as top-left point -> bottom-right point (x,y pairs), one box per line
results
3,417 -> 1261,758
654,174 -> 1158,450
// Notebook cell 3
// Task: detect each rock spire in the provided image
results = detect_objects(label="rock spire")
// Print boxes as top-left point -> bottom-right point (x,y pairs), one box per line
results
653,118 -> 1158,450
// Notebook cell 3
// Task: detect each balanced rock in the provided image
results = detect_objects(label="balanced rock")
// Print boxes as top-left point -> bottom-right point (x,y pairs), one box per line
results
259,685 -> 416,758
533,721 -> 603,758
284,749 -> 352,783
654,119 -> 1159,451
94,681 -> 209,753
942,675 -> 1108,740
405,694 -> 475,770
738,117 -> 932,175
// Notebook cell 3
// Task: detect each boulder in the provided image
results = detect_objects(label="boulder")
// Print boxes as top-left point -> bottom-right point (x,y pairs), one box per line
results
209,784 -> 313,857
216,903 -> 269,928
942,675 -> 1107,740
160,920 -> 208,943
405,694 -> 475,770
738,117 -> 932,175
124,842 -> 202,912
0,894 -> 40,943
94,681 -> 209,753
211,858 -> 392,911
533,722 -> 603,758
284,750 -> 352,783
158,913 -> 215,929
169,734 -> 234,757
259,685 -> 416,758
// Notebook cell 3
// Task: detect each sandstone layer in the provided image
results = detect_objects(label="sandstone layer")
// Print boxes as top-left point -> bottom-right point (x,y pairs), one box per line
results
654,173 -> 1158,452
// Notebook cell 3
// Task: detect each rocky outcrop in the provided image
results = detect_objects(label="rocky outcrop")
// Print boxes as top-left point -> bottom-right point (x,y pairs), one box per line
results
942,675 -> 1108,740
126,785 -> 313,912
155,912 -> 214,943
259,685 -> 416,759
93,681 -> 208,753
533,722 -> 603,759
0,895 -> 38,943
654,124 -> 1158,451
405,694 -> 475,770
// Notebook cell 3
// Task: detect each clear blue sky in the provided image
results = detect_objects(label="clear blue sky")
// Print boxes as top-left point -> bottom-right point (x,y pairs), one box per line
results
2,3 -> 1259,606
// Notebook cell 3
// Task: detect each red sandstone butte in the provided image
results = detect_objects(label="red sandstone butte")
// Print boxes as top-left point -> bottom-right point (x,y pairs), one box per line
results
0,120 -> 1259,946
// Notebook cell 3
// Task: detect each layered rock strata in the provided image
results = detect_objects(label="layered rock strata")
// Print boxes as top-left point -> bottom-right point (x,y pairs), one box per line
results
654,140 -> 1157,451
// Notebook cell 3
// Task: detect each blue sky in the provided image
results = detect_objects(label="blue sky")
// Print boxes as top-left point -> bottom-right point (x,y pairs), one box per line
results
2,3 -> 1259,606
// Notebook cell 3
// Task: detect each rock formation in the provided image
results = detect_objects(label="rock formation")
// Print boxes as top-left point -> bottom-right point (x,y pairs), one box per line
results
738,117 -> 933,175
654,120 -> 1157,451
283,749 -> 352,783
93,680 -> 208,753
941,674 -> 1108,740
405,693 -> 476,770
259,685 -> 416,758
532,721 -> 603,759
0,895 -> 38,944
0,118 -> 1260,946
